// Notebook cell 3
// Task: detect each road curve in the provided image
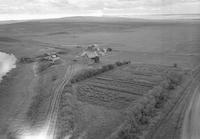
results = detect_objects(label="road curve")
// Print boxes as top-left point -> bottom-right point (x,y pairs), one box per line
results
147,66 -> 200,139
181,86 -> 200,139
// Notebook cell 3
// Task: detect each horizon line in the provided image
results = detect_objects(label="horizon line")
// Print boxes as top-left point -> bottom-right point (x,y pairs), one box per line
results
0,14 -> 200,22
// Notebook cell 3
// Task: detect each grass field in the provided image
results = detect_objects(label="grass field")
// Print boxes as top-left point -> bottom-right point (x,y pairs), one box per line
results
0,17 -> 199,139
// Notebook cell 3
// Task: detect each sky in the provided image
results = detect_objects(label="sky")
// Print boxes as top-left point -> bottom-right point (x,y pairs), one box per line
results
0,0 -> 200,20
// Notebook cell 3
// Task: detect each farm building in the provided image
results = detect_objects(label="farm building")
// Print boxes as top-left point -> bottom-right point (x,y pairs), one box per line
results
87,44 -> 98,51
78,44 -> 112,63
43,54 -> 60,63
81,51 -> 100,63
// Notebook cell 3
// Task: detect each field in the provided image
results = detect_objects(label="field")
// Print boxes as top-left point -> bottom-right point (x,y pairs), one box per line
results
0,17 -> 200,139
1,18 -> 200,70
56,63 -> 190,139
74,64 -> 164,109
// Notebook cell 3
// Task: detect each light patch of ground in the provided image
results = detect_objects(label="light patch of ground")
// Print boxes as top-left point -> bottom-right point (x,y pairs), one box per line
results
0,52 -> 17,81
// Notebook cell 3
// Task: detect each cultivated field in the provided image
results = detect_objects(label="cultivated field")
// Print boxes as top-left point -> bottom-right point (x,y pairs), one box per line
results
0,17 -> 200,139
57,63 -> 190,139
74,64 -> 164,109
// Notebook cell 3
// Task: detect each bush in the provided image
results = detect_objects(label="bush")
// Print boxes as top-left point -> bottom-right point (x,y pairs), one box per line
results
101,66 -> 108,72
107,64 -> 115,70
57,51 -> 68,55
166,71 -> 183,90
123,61 -> 131,65
116,61 -> 123,66
173,63 -> 178,68
148,86 -> 169,109
70,61 -> 130,84
117,73 -> 180,138
107,48 -> 112,52
168,71 -> 183,85
117,118 -> 140,139
114,69 -> 184,139
115,61 -> 131,66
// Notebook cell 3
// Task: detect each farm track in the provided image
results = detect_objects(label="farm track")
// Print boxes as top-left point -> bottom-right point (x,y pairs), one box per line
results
171,93 -> 192,139
47,64 -> 74,138
147,66 -> 200,139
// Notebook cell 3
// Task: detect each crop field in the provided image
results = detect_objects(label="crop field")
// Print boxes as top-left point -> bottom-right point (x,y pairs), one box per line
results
0,18 -> 199,139
56,63 -> 188,139
74,64 -> 175,110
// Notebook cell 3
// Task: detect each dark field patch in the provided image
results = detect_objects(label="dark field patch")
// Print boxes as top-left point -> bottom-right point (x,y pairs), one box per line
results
74,64 -> 170,109
75,83 -> 138,109
48,31 -> 69,36
0,37 -> 20,43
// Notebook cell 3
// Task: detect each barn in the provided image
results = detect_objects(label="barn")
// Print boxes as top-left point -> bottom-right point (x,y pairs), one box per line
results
81,51 -> 100,63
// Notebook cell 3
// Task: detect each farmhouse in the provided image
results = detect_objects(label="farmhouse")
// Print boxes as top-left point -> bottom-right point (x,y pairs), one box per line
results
78,44 -> 112,63
81,50 -> 100,63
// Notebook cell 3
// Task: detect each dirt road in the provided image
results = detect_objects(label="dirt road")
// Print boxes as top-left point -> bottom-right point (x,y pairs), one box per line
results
147,66 -> 200,139
181,86 -> 200,139
46,63 -> 83,139
46,64 -> 74,139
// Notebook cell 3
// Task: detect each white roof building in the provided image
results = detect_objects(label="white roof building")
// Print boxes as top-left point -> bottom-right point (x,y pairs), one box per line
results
81,51 -> 99,58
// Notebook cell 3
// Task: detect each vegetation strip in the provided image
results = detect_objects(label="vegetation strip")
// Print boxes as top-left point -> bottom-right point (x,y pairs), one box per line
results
70,61 -> 130,84
148,67 -> 200,139
111,69 -> 186,139
148,79 -> 193,139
